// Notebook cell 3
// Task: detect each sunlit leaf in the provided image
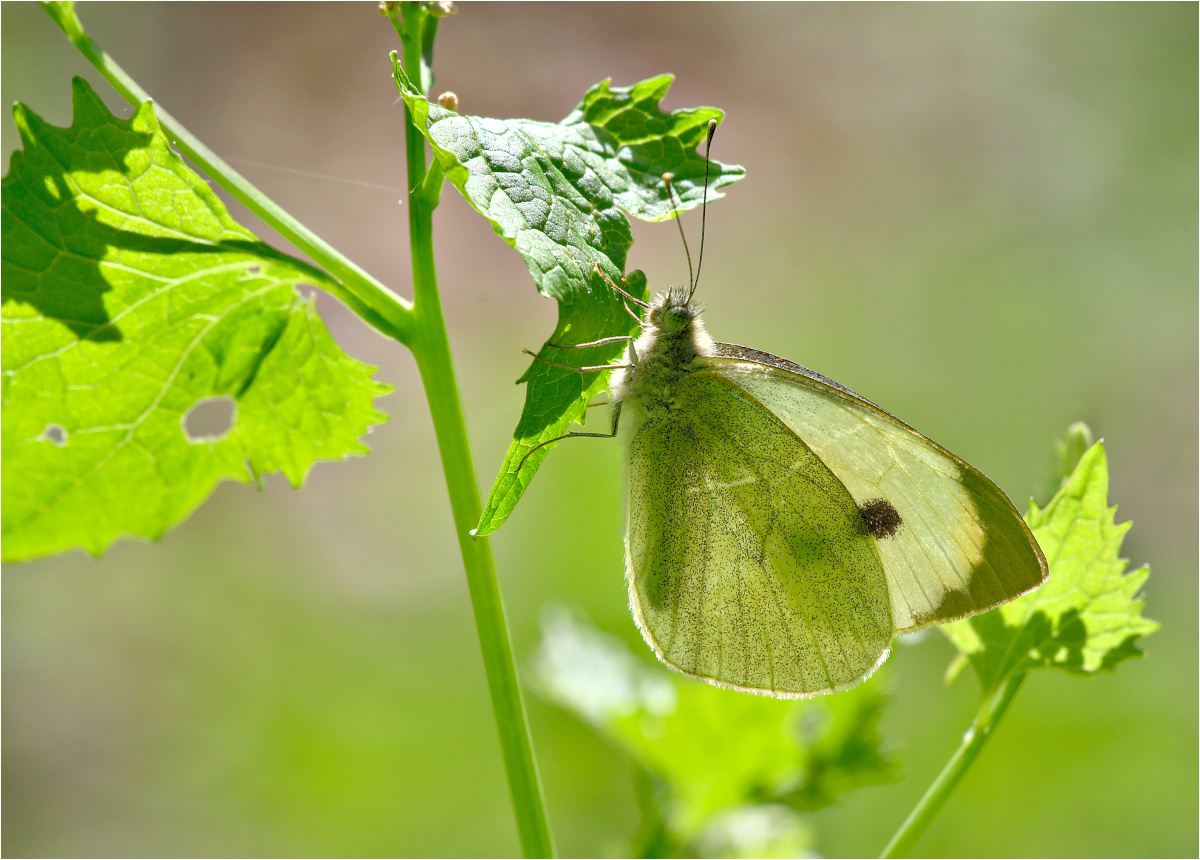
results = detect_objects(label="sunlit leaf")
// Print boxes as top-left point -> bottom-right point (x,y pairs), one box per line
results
1,78 -> 390,561
942,435 -> 1158,693
394,64 -> 744,534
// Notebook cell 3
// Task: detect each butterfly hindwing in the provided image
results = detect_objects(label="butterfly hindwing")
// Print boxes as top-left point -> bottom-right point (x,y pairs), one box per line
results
708,344 -> 1048,632
625,370 -> 893,697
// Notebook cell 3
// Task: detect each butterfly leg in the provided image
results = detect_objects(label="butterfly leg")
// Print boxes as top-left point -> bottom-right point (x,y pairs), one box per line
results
516,429 -> 617,472
545,335 -> 634,349
592,263 -> 650,309
522,348 -> 632,374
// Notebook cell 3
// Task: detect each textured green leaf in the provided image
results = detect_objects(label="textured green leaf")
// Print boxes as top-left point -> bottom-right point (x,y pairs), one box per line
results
1,77 -> 390,561
394,63 -> 744,535
942,438 -> 1158,693
531,608 -> 895,849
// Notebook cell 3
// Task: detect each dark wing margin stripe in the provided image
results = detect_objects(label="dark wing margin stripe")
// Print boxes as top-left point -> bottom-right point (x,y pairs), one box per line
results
715,342 -> 884,408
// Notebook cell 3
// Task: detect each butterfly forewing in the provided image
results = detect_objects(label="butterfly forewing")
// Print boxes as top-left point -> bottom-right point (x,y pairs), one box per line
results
625,371 -> 893,697
708,347 -> 1048,632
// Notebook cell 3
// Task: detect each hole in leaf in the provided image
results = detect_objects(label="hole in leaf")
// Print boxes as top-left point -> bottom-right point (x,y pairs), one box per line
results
183,396 -> 236,442
41,424 -> 68,446
247,265 -> 261,274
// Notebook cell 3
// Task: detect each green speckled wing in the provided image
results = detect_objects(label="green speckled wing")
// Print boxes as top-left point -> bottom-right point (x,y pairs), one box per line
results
709,345 -> 1047,633
625,371 -> 893,698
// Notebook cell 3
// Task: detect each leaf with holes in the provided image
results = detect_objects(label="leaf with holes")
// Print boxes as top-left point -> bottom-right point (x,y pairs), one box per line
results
941,438 -> 1159,694
1,77 -> 390,561
394,63 -> 744,535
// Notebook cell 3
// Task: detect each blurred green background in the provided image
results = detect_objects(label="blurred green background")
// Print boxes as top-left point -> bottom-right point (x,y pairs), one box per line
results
3,3 -> 1196,856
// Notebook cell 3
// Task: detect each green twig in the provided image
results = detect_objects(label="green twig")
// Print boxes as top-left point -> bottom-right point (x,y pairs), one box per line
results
880,673 -> 1026,858
391,3 -> 555,857
40,1 -> 414,345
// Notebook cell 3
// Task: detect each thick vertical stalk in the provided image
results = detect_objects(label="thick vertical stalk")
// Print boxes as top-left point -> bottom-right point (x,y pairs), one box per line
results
880,673 -> 1026,858
45,0 -> 552,853
397,5 -> 554,857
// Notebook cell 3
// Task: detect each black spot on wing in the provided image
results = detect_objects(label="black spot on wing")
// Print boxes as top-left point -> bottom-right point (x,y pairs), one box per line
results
858,498 -> 903,540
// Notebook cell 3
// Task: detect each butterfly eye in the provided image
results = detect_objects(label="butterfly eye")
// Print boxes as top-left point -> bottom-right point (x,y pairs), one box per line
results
649,308 -> 663,326
663,306 -> 691,329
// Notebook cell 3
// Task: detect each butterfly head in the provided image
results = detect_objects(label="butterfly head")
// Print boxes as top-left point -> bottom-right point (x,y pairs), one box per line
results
647,286 -> 702,333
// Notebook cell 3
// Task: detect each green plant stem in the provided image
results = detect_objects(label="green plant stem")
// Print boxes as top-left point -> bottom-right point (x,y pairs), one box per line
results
49,0 -> 552,853
881,673 -> 1026,858
395,4 -> 554,857
40,1 -> 414,345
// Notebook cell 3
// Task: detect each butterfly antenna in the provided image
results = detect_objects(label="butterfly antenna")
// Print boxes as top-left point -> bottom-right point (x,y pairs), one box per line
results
689,119 -> 718,302
662,173 -> 695,295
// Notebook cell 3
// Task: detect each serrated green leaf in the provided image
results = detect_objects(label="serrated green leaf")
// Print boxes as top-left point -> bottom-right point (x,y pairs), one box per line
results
531,607 -> 895,845
1035,419 -> 1095,506
394,63 -> 744,535
1,77 -> 390,561
942,440 -> 1158,693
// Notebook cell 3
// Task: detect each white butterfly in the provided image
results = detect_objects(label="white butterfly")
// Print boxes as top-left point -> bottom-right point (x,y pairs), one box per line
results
529,121 -> 1047,698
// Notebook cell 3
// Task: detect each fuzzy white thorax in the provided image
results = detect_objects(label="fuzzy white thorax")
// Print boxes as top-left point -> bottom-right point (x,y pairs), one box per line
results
609,286 -> 717,440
